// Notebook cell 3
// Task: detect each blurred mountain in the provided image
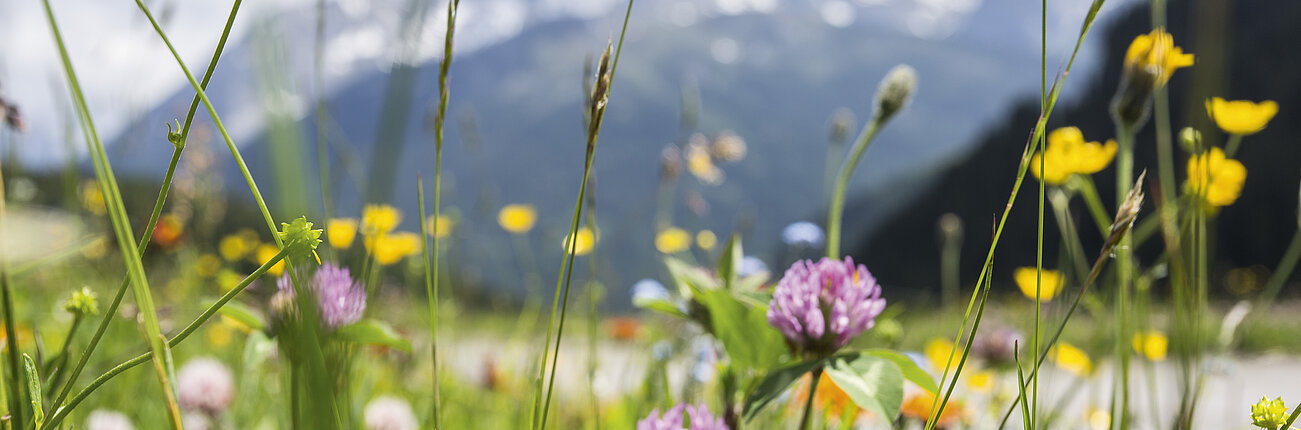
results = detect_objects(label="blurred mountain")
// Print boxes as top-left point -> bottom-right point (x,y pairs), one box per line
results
100,0 -> 1137,306
853,0 -> 1301,298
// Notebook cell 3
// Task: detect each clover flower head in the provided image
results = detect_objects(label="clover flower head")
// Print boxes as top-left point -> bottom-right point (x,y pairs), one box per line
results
767,257 -> 886,356
85,409 -> 134,430
364,395 -> 418,430
176,357 -> 234,415
637,403 -> 729,430
276,263 -> 366,330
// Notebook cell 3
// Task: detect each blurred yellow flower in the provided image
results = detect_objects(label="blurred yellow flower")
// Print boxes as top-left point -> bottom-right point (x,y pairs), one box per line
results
81,237 -> 109,260
361,204 -> 401,235
195,253 -> 222,278
498,204 -> 537,234
1186,147 -> 1246,210
1206,97 -> 1278,135
327,218 -> 358,249
255,244 -> 285,276
152,213 -> 184,249
924,337 -> 957,372
206,321 -> 233,348
696,230 -> 718,250
216,269 -> 244,292
1131,330 -> 1168,361
426,214 -> 454,239
563,227 -> 598,256
78,180 -> 106,215
1124,28 -> 1194,87
966,370 -> 994,394
655,227 -> 691,254
220,229 -> 260,262
1088,408 -> 1111,430
1030,127 -> 1118,185
1014,267 -> 1065,302
686,136 -> 723,185
371,232 -> 421,265
1049,342 -> 1092,377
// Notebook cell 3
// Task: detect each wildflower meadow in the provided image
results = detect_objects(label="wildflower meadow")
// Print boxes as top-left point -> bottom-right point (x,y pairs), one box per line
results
0,0 -> 1299,429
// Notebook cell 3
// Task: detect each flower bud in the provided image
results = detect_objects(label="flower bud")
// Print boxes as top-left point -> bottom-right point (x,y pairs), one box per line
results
873,65 -> 917,124
64,287 -> 99,316
277,217 -> 323,263
1178,127 -> 1202,154
1110,64 -> 1158,131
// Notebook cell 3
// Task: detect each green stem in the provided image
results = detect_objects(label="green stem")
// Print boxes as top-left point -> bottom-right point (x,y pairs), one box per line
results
799,367 -> 824,430
314,0 -> 333,227
40,315 -> 82,396
43,3 -> 183,426
1256,228 -> 1301,312
0,158 -> 24,427
42,250 -> 287,429
45,0 -> 241,419
1112,124 -> 1135,430
1224,134 -> 1244,159
425,0 -> 459,425
826,119 -> 882,259
1072,176 -> 1112,237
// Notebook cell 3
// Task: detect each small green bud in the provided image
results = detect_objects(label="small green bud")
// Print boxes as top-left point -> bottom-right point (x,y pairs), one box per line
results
1179,127 -> 1202,154
64,287 -> 99,316
1251,396 -> 1288,429
166,119 -> 183,149
872,64 -> 917,124
278,217 -> 323,263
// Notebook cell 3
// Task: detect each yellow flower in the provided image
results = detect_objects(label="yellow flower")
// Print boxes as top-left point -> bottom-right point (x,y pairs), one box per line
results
1186,147 -> 1246,210
1124,28 -> 1194,87
965,370 -> 994,394
426,214 -> 454,239
900,392 -> 964,427
1206,97 -> 1278,135
686,136 -> 723,185
216,269 -> 244,292
1049,342 -> 1092,377
498,204 -> 537,234
696,230 -> 718,250
327,218 -> 358,249
361,204 -> 401,235
563,227 -> 598,256
1131,330 -> 1168,361
255,244 -> 285,276
371,232 -> 421,265
195,253 -> 222,278
1014,267 -> 1065,302
924,337 -> 957,372
219,230 -> 258,262
654,227 -> 691,254
1087,408 -> 1111,430
1030,127 -> 1118,185
78,180 -> 107,215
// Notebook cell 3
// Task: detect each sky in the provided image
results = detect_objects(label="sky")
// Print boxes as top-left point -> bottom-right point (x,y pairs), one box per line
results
0,0 -> 1136,166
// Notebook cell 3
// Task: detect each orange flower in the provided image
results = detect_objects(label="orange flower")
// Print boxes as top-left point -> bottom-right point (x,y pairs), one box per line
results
900,392 -> 965,428
604,317 -> 642,341
795,372 -> 857,418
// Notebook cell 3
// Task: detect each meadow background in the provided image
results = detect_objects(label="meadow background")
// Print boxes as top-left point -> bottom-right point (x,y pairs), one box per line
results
0,0 -> 1299,429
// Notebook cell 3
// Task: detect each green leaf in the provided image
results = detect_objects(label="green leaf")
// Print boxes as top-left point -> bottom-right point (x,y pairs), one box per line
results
861,349 -> 937,394
334,319 -> 412,353
24,354 -> 44,427
717,234 -> 742,290
743,359 -> 823,422
735,272 -> 771,293
697,289 -> 786,371
664,256 -> 719,298
632,296 -> 687,318
824,354 -> 904,425
216,300 -> 268,331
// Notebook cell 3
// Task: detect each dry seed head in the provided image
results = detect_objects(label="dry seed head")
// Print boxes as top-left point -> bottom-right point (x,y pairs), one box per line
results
1106,170 -> 1147,250
873,65 -> 917,124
